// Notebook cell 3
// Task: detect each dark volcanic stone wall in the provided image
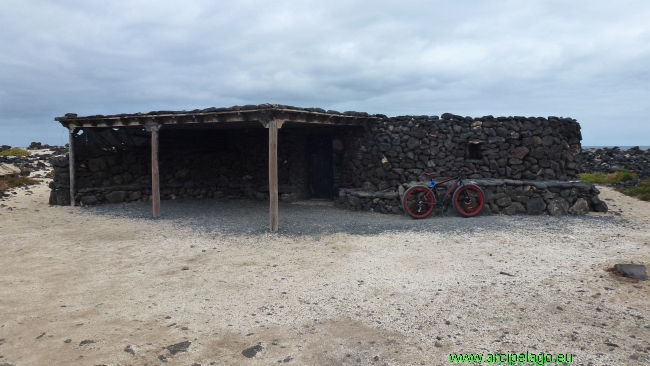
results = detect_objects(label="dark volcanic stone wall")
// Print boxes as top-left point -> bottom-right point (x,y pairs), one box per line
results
49,129 -> 312,206
340,114 -> 583,192
336,179 -> 607,215
49,147 -> 149,206
580,147 -> 650,179
334,113 -> 606,216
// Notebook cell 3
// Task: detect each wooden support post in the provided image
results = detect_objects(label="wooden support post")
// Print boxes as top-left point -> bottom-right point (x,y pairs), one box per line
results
68,127 -> 76,206
268,119 -> 279,232
146,122 -> 161,218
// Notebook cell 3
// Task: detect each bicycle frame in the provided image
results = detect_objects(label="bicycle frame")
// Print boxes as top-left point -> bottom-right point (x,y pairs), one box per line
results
425,174 -> 468,211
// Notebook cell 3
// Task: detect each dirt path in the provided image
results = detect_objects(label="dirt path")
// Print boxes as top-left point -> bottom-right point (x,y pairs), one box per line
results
0,182 -> 649,365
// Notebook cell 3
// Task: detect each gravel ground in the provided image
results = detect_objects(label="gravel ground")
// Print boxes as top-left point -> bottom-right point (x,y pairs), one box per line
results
1,183 -> 649,365
78,197 -> 631,238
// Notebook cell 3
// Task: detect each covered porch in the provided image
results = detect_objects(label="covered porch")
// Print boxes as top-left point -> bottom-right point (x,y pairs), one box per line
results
55,105 -> 378,231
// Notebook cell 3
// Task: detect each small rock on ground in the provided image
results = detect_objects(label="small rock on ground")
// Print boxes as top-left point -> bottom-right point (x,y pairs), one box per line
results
614,264 -> 647,281
166,341 -> 191,355
242,344 -> 263,358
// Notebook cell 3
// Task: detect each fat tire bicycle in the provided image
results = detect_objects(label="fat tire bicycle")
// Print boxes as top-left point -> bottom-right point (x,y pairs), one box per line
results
402,167 -> 485,219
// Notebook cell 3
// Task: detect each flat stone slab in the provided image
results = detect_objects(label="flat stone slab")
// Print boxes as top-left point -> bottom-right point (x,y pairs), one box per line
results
614,264 -> 647,281
0,163 -> 21,177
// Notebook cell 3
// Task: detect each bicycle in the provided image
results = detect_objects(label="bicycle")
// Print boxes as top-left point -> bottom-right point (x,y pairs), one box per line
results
401,167 -> 485,219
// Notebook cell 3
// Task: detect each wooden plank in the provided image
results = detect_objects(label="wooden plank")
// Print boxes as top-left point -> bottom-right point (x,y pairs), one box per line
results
149,124 -> 161,218
268,119 -> 279,232
68,127 -> 76,206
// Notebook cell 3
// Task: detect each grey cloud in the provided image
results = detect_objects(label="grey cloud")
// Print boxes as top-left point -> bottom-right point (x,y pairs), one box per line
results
0,0 -> 649,146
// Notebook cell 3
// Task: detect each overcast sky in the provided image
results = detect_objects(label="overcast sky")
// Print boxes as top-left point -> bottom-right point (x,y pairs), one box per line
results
1,0 -> 649,147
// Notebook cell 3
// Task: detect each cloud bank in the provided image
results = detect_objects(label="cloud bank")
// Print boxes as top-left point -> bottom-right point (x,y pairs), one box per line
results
1,0 -> 649,146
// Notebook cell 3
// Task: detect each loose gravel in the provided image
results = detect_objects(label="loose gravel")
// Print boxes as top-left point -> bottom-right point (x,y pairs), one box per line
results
75,197 -> 628,238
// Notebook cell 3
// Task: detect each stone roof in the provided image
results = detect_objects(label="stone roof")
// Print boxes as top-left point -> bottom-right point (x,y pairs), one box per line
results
55,103 -> 381,129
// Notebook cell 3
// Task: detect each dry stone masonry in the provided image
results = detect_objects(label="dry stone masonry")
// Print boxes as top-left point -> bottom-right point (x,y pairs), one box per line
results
49,106 -> 608,216
580,146 -> 650,181
337,179 -> 606,215
340,113 -> 582,185
49,129 -> 313,206
335,113 -> 604,215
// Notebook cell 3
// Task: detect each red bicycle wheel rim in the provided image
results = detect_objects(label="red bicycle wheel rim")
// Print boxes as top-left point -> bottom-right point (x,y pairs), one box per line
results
454,186 -> 484,216
404,187 -> 434,218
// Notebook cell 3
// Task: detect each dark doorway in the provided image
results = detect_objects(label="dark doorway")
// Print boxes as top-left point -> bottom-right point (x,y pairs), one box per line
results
308,134 -> 333,199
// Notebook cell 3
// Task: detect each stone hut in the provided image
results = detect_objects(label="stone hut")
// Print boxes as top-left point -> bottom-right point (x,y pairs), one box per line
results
50,104 -> 607,231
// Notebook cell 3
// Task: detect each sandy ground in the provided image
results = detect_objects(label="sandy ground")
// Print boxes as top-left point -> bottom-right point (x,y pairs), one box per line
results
0,180 -> 649,366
